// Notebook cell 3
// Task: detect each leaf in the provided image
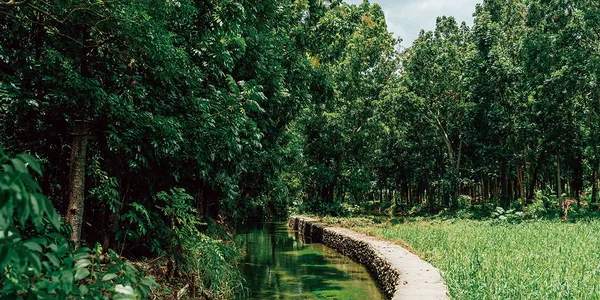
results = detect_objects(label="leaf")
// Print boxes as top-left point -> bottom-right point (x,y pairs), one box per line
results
23,241 -> 43,253
61,269 -> 74,283
48,204 -> 61,230
115,284 -> 134,295
17,154 -> 42,175
46,252 -> 60,266
74,268 -> 90,280
102,273 -> 118,281
10,158 -> 27,174
79,284 -> 89,296
75,258 -> 91,269
72,247 -> 90,261
26,251 -> 42,275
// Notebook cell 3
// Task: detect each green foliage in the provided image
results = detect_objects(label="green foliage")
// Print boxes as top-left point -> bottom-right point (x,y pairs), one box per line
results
522,191 -> 563,220
457,195 -> 473,209
0,149 -> 155,299
154,188 -> 243,298
297,198 -> 352,217
490,206 -> 524,223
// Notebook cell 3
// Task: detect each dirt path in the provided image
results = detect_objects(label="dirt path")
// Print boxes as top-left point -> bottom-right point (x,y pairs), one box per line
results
289,216 -> 449,300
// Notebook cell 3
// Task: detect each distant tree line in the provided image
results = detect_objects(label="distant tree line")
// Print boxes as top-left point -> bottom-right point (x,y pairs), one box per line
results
287,0 -> 600,214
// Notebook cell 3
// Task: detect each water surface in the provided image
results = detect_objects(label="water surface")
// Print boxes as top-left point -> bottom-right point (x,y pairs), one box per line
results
237,222 -> 384,299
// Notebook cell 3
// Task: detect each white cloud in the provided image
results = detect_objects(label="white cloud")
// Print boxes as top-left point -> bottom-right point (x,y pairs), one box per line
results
344,0 -> 482,47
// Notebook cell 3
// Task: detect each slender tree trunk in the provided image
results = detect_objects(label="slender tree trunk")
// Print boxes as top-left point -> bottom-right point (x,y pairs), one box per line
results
587,117 -> 598,205
516,167 -> 525,205
66,122 -> 89,245
592,156 -> 599,205
557,155 -> 562,198
509,175 -> 514,203
483,178 -> 488,202
570,156 -> 583,204
501,169 -> 509,206
66,27 -> 94,246
527,166 -> 539,201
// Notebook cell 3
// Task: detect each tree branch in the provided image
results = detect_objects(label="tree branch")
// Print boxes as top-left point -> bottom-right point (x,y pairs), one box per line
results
0,0 -> 30,7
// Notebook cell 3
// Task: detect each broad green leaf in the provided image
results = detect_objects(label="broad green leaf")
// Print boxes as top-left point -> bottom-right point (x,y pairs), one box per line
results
23,241 -> 43,253
79,284 -> 89,296
74,268 -> 90,280
46,252 -> 60,266
72,247 -> 90,260
102,273 -> 118,281
115,284 -> 134,295
26,251 -> 42,274
17,154 -> 42,175
10,158 -> 27,174
75,258 -> 91,269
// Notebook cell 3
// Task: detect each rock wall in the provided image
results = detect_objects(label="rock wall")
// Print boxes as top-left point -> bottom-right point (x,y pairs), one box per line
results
288,216 -> 401,299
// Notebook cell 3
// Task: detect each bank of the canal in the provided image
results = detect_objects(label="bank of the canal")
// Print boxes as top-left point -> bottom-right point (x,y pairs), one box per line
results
288,216 -> 448,300
236,222 -> 384,299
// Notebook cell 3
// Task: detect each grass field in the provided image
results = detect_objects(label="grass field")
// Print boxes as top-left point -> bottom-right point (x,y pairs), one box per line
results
321,217 -> 600,299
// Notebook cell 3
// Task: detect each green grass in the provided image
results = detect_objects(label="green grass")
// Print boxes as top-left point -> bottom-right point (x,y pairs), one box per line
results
322,217 -> 600,299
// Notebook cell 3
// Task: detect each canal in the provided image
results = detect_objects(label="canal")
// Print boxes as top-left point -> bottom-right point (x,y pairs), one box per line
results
237,222 -> 384,299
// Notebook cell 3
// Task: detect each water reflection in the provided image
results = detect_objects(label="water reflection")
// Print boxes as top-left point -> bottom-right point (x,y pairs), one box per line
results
237,222 -> 384,299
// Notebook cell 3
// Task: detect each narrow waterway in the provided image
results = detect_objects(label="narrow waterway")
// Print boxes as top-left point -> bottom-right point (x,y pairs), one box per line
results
237,222 -> 384,299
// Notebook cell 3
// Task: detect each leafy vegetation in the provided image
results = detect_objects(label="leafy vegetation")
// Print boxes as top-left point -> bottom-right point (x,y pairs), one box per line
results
0,149 -> 156,299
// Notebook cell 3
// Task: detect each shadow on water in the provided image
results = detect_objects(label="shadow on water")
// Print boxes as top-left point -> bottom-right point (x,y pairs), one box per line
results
236,222 -> 383,300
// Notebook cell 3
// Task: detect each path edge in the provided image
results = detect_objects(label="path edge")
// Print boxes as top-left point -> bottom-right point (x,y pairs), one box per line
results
287,216 -> 449,300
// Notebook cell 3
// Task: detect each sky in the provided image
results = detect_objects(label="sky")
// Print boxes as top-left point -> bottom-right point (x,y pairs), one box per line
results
345,0 -> 482,47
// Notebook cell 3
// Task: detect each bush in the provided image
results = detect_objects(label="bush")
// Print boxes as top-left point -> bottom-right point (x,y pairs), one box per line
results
524,191 -> 562,219
457,195 -> 473,209
491,206 -> 524,223
509,200 -> 523,211
454,209 -> 475,219
153,188 -> 244,298
297,197 -> 352,217
524,199 -> 547,219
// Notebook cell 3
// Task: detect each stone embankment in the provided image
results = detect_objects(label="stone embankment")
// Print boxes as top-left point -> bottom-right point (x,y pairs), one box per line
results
288,216 -> 448,300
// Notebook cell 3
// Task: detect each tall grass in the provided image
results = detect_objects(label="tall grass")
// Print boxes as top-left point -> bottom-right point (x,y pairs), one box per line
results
335,219 -> 600,299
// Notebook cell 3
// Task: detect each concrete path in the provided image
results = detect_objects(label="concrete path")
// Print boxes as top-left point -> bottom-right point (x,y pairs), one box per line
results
290,217 -> 449,300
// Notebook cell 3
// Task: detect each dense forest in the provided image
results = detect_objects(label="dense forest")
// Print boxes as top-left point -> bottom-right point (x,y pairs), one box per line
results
1,0 -> 599,298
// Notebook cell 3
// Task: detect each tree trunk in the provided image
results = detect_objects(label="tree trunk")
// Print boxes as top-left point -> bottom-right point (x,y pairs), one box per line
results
66,27 -> 94,246
557,155 -> 562,198
483,178 -> 488,202
592,156 -> 599,205
516,167 -> 525,205
65,122 -> 89,245
591,114 -> 599,206
527,166 -> 539,201
570,156 -> 583,204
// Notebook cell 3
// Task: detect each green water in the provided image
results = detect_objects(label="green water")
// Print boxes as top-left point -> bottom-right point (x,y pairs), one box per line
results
237,222 -> 384,300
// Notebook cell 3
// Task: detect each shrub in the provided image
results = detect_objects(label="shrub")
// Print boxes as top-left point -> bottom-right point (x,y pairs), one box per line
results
491,206 -> 524,223
524,199 -> 547,219
152,188 -> 244,299
525,191 -> 562,219
457,195 -> 473,209
408,204 -> 427,216
298,197 -> 352,217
